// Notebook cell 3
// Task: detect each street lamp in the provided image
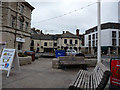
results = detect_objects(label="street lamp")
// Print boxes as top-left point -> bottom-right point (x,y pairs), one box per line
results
97,0 -> 101,63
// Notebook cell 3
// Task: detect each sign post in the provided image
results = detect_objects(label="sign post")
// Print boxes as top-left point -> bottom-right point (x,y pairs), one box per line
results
0,48 -> 20,77
97,0 -> 101,63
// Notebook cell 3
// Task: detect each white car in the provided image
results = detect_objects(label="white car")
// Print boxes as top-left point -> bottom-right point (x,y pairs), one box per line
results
65,49 -> 77,56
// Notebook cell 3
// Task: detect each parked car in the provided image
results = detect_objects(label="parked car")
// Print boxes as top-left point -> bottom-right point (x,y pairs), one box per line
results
75,53 -> 85,57
65,49 -> 77,56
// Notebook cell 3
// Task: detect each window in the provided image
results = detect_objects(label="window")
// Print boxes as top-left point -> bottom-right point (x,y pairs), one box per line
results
54,43 -> 57,46
88,35 -> 91,40
92,34 -> 95,39
19,20 -> 23,30
75,40 -> 78,44
119,31 -> 120,38
89,41 -> 91,47
44,42 -> 47,46
20,5 -> 24,14
25,22 -> 29,31
92,40 -> 95,47
70,39 -> 72,44
112,39 -> 116,46
64,39 -> 67,44
18,42 -> 22,50
96,33 -> 98,39
119,39 -> 120,45
49,42 -> 52,46
11,15 -> 16,28
112,31 -> 116,37
96,40 -> 98,46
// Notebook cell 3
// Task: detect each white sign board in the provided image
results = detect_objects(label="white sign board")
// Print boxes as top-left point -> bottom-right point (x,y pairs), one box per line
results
0,48 -> 20,77
16,37 -> 25,42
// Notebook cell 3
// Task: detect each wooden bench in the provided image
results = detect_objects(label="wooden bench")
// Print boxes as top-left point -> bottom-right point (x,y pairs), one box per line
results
69,63 -> 111,90
59,56 -> 87,69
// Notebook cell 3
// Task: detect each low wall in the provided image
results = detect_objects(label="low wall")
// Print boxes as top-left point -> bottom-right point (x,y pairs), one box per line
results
52,56 -> 101,69
19,56 -> 32,66
52,58 -> 60,69
59,56 -> 84,61
85,59 -> 104,67
85,59 -> 97,67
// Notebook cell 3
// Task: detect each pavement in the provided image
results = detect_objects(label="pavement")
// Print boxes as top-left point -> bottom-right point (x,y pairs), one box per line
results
2,58 -> 79,88
2,57 -> 112,89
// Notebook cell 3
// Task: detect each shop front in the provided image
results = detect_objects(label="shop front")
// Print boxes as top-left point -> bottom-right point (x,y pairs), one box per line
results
16,37 -> 25,51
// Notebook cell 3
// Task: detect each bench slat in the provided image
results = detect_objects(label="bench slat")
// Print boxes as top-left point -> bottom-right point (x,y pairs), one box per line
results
79,71 -> 87,89
77,71 -> 87,88
73,70 -> 83,87
69,63 -> 111,90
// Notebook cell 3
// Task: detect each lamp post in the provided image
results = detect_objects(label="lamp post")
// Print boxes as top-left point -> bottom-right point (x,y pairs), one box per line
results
97,0 -> 101,63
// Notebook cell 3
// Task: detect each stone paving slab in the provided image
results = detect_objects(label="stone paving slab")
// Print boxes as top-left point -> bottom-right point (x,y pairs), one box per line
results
2,58 -> 110,89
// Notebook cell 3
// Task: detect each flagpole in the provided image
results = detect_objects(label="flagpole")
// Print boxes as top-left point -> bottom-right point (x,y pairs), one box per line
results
97,0 -> 101,63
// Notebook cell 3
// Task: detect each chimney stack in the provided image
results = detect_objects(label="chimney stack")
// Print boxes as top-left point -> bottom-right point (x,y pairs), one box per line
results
41,30 -> 43,34
76,29 -> 79,36
63,31 -> 65,34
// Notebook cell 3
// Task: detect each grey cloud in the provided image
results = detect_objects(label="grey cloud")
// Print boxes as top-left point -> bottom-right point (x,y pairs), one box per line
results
27,0 -> 118,34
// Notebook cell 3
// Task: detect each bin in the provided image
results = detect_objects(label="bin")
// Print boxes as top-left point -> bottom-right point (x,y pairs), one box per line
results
55,50 -> 65,58
24,51 -> 35,61
109,58 -> 120,89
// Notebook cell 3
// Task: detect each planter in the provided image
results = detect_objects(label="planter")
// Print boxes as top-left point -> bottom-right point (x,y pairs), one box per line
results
19,56 -> 32,66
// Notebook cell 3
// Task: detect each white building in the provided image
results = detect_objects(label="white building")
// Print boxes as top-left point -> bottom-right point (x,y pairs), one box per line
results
84,22 -> 120,55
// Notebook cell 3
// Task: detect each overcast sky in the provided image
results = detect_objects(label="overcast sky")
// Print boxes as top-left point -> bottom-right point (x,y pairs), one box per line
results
26,0 -> 119,34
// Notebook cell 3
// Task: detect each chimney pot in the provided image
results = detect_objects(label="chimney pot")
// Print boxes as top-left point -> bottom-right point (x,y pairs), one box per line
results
76,29 -> 79,36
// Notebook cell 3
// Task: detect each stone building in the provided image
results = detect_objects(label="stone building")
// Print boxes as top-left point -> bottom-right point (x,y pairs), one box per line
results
0,1 -> 34,52
31,29 -> 82,53
84,22 -> 120,55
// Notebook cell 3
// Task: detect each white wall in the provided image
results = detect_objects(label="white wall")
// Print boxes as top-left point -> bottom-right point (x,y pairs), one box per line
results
101,29 -> 111,46
84,29 -> 120,47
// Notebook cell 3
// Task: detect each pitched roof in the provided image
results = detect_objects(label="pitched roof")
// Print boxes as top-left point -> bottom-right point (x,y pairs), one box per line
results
61,31 -> 79,38
31,31 -> 79,40
31,33 -> 40,40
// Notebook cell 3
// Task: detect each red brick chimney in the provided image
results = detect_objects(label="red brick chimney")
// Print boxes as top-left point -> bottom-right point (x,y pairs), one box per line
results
76,29 -> 79,36
63,31 -> 65,34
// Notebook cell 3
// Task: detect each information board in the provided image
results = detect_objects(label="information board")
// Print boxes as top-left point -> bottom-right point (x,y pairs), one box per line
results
0,48 -> 20,77
110,58 -> 120,87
